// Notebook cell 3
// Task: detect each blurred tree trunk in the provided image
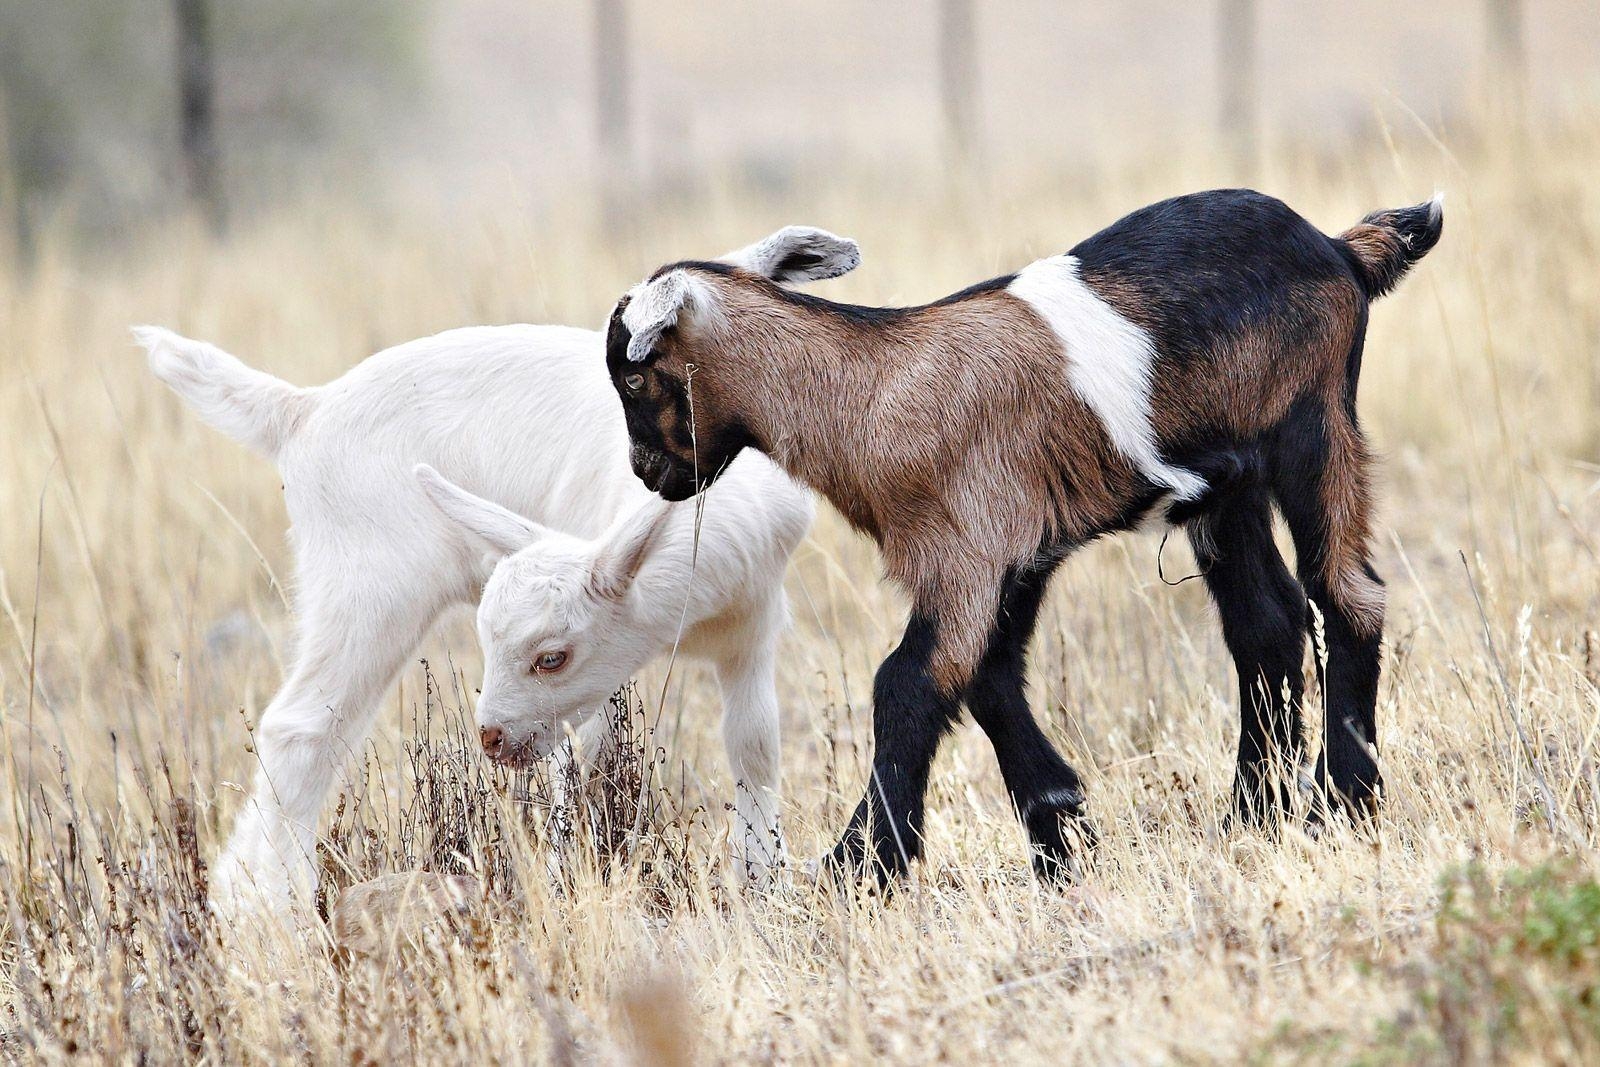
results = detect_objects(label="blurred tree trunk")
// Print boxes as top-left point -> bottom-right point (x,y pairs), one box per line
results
1487,0 -> 1526,117
0,94 -> 21,266
595,0 -> 633,233
938,0 -> 978,162
1217,0 -> 1257,179
175,0 -> 223,231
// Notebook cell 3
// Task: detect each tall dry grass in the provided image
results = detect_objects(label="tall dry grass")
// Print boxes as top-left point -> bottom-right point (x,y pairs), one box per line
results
1,110 -> 1598,1063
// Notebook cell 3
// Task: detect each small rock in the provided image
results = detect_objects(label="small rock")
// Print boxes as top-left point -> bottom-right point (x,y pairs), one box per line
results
330,871 -> 483,962
204,609 -> 268,658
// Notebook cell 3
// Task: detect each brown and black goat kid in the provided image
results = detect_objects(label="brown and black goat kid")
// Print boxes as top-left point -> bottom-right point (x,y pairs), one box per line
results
605,193 -> 1443,883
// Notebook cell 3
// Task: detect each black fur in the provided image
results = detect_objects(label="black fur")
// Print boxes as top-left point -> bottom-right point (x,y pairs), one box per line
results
1186,474 -> 1308,824
1163,445 -> 1262,526
826,613 -> 964,883
964,561 -> 1094,880
825,561 -> 1100,886
617,190 -> 1434,879
603,298 -> 635,370
1071,190 -> 1358,386
1268,394 -> 1383,815
606,295 -> 754,500
769,249 -> 831,280
649,259 -> 1018,332
1337,198 -> 1445,298
649,258 -> 738,282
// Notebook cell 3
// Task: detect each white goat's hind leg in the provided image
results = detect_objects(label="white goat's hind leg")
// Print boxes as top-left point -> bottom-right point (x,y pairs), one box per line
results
715,642 -> 787,886
212,589 -> 437,918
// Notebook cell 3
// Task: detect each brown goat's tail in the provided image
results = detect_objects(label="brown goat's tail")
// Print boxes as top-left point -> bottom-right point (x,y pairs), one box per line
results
1336,195 -> 1444,299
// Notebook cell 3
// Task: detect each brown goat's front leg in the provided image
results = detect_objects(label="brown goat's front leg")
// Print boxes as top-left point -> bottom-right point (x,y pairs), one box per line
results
826,611 -> 965,883
964,561 -> 1095,881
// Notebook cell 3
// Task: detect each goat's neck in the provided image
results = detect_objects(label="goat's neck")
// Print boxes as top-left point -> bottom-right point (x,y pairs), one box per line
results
627,549 -> 706,633
723,307 -> 922,526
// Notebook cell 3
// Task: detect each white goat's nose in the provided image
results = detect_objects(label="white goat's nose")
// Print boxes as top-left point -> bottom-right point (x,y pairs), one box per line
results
479,725 -> 505,758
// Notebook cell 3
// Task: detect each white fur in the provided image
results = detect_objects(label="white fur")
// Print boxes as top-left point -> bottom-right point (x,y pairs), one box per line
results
1019,785 -> 1086,823
133,326 -> 313,457
1426,192 -> 1445,228
621,224 -> 861,362
418,465 -> 799,888
622,270 -> 700,363
138,323 -> 813,915
721,225 -> 861,282
1008,256 -> 1207,501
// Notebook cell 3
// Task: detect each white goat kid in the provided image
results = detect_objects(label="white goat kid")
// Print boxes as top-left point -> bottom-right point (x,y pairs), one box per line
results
413,461 -> 805,884
135,227 -> 845,915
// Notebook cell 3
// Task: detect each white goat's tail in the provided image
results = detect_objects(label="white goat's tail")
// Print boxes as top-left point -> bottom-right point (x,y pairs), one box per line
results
133,326 -> 314,459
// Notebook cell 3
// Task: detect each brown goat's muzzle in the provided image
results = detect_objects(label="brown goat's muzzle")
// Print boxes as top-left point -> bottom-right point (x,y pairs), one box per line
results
654,473 -> 700,502
629,444 -> 704,501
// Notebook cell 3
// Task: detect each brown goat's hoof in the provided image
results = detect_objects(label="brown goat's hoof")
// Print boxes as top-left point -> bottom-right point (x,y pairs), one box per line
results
1302,761 -> 1383,833
814,834 -> 912,895
1230,771 -> 1302,833
1303,791 -> 1382,838
1023,794 -> 1097,885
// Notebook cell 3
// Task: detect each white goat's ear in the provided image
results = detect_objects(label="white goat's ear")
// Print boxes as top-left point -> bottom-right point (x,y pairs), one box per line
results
415,464 -> 545,560
588,496 -> 676,600
722,225 -> 861,284
620,271 -> 695,363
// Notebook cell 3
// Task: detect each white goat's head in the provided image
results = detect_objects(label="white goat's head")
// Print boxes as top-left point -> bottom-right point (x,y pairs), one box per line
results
415,465 -> 675,764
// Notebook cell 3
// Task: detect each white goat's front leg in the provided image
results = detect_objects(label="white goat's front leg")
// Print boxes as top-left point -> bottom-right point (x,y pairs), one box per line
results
212,591 -> 433,920
544,711 -> 610,885
715,641 -> 787,886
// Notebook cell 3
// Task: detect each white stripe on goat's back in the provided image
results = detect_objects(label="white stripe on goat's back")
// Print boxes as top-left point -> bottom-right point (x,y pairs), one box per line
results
1007,256 -> 1205,500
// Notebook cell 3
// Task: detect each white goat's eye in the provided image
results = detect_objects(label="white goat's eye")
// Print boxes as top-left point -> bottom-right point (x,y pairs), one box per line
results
532,650 -> 568,673
623,372 -> 645,392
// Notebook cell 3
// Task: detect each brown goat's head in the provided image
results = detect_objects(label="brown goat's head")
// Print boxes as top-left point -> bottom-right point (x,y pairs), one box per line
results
606,226 -> 859,500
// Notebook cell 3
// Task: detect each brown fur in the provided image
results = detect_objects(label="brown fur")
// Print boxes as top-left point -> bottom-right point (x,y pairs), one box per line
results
1084,270 -> 1361,448
1338,222 -> 1408,296
1335,198 -> 1444,299
1312,400 -> 1387,638
648,276 -> 1146,689
615,197 -> 1443,852
1339,223 -> 1404,272
643,261 -> 1388,682
1085,268 -> 1384,635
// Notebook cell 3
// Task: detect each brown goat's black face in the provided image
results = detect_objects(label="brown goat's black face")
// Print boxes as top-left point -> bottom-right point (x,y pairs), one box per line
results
605,290 -> 753,501
604,231 -> 861,498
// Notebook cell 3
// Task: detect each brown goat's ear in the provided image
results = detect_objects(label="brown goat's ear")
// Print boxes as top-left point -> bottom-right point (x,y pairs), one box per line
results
722,226 -> 861,284
588,496 -> 676,600
620,271 -> 695,363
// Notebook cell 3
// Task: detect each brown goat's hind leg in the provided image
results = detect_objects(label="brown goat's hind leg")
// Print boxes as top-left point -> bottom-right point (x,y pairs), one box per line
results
1271,394 -> 1385,820
964,561 -> 1095,881
826,612 -> 964,884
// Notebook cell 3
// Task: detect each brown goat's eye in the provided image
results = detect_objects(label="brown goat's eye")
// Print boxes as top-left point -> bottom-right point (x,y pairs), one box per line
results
531,650 -> 568,673
623,373 -> 645,392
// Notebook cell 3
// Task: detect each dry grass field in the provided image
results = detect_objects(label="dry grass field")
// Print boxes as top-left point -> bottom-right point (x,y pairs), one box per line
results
2,112 -> 1599,1063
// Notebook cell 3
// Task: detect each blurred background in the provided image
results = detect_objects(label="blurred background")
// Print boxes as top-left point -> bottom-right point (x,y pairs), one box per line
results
3,0 -> 1597,256
3,6 -> 1600,1059
2,0 -> 1598,807
2,0 -> 1598,817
